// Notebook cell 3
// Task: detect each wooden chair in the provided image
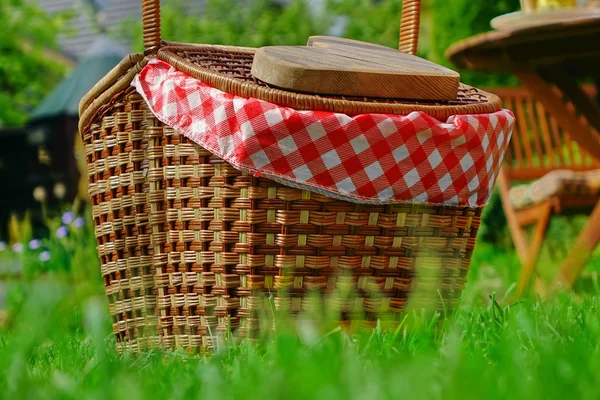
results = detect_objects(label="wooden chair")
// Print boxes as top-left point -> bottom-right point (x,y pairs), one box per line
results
490,86 -> 600,297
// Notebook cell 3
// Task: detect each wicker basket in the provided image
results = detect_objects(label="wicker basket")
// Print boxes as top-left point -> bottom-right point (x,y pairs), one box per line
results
79,0 -> 504,352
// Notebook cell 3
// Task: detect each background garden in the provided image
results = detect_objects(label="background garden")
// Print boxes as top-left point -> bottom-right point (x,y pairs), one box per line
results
3,0 -> 600,399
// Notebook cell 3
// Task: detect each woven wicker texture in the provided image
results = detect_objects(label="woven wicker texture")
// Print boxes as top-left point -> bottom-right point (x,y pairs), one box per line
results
83,88 -> 159,352
83,87 -> 482,351
79,0 -> 494,351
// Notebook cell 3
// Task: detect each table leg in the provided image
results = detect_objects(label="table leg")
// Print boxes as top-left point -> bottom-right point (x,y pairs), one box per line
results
553,200 -> 600,290
514,70 -> 600,162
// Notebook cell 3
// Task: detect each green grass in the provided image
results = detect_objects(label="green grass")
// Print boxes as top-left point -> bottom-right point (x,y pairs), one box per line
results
2,213 -> 600,400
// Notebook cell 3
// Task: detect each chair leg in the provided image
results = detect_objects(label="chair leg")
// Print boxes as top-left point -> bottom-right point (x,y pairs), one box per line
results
497,169 -> 551,298
515,202 -> 552,298
553,200 -> 600,291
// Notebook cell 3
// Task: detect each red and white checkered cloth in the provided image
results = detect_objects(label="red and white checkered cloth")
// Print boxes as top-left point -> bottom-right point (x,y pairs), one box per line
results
133,59 -> 515,206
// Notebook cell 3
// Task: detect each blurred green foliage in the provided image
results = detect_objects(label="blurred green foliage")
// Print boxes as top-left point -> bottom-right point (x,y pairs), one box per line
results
326,0 -> 406,49
0,0 -> 71,127
119,0 -> 328,50
429,0 -> 521,87
119,0 -> 430,53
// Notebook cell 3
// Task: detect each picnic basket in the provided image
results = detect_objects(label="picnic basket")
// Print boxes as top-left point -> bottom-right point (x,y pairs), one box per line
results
79,0 -> 511,352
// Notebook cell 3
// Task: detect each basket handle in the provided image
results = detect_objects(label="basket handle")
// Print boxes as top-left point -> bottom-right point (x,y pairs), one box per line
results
142,0 -> 421,55
399,0 -> 421,55
142,0 -> 161,54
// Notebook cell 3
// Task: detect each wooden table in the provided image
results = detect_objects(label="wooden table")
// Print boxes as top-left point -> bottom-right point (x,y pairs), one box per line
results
447,13 -> 600,292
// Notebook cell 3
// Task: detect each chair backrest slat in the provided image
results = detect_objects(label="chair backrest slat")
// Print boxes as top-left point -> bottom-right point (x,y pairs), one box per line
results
549,116 -> 570,166
526,97 -> 544,166
547,109 -> 562,164
514,96 -> 535,167
507,96 -> 524,167
513,96 -> 533,167
488,85 -> 599,182
535,101 -> 555,167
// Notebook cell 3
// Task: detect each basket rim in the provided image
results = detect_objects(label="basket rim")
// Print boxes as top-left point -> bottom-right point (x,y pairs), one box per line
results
79,43 -> 503,133
157,42 -> 502,120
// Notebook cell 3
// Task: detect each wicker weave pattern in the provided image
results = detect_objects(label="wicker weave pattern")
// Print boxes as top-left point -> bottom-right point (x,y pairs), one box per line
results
137,91 -> 480,348
399,0 -> 421,55
83,82 -> 483,352
84,90 -> 160,351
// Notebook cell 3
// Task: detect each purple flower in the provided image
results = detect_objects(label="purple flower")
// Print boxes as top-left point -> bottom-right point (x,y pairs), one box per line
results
0,241 -> 6,251
39,251 -> 51,262
56,226 -> 69,239
29,239 -> 41,250
61,211 -> 74,225
73,217 -> 85,228
12,243 -> 24,253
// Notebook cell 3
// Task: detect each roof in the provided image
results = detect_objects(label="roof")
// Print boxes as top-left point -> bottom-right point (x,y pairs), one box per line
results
29,35 -> 129,121
37,0 -> 204,60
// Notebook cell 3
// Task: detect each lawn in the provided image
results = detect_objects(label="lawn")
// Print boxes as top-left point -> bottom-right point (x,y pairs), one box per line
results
1,211 -> 600,400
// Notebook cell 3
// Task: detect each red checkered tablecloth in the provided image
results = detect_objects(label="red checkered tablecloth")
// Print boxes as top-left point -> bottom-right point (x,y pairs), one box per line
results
133,59 -> 515,206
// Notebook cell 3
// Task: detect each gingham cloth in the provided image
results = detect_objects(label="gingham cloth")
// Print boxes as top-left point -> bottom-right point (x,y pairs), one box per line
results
133,59 -> 515,206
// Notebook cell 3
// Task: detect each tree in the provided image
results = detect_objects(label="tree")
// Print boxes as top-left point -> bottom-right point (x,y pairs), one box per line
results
0,0 -> 71,127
